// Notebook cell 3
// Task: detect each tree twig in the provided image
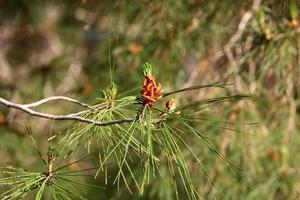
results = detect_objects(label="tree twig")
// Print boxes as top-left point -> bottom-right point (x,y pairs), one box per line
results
22,96 -> 92,109
0,97 -> 134,126
212,0 -> 261,63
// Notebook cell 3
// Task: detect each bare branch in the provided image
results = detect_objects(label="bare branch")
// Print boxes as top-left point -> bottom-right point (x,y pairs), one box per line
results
22,96 -> 92,109
0,97 -> 134,126
228,0 -> 261,48
212,0 -> 261,63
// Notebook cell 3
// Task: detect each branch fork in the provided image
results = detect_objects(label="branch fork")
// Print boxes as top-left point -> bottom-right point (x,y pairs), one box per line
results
0,96 -> 134,126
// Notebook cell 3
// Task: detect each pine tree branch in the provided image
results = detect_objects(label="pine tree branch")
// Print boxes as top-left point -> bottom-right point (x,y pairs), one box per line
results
0,97 -> 134,126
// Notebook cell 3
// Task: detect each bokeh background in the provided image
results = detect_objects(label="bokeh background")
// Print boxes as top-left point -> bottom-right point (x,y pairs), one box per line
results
0,0 -> 300,199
